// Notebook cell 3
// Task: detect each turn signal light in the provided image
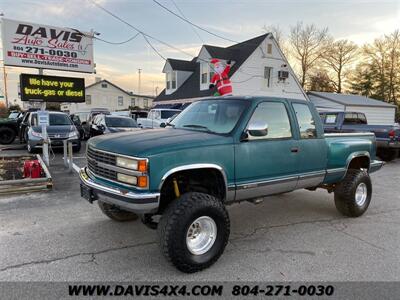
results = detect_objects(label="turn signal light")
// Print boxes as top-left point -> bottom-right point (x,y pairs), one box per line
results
138,160 -> 148,172
137,176 -> 148,188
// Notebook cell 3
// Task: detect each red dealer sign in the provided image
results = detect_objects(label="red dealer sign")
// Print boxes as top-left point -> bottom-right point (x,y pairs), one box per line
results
1,18 -> 94,73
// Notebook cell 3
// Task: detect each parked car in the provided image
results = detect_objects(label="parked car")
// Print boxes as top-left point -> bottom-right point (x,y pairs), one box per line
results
137,108 -> 181,128
90,114 -> 139,137
79,109 -> 111,140
131,110 -> 148,121
26,111 -> 81,153
80,96 -> 383,273
319,111 -> 400,161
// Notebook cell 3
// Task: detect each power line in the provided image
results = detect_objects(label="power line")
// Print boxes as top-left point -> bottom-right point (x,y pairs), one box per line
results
170,0 -> 204,44
142,34 -> 166,60
95,32 -> 140,45
152,0 -> 238,43
87,0 -> 197,59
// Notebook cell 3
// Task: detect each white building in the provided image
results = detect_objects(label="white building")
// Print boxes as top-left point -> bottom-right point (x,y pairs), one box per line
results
154,33 -> 307,106
63,79 -> 154,113
308,91 -> 397,125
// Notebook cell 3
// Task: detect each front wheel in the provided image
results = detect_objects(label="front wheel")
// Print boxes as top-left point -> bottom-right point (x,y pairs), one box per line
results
158,192 -> 230,273
334,169 -> 372,217
0,127 -> 16,145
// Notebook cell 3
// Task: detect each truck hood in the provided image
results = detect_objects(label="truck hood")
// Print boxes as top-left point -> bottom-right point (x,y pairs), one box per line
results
88,128 -> 233,157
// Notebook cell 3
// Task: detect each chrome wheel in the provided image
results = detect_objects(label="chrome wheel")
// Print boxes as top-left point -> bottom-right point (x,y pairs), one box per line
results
355,183 -> 368,206
186,216 -> 217,255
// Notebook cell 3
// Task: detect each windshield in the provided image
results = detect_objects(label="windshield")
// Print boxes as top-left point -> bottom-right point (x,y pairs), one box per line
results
171,99 -> 247,134
49,114 -> 72,126
8,112 -> 20,119
161,110 -> 180,119
105,117 -> 137,128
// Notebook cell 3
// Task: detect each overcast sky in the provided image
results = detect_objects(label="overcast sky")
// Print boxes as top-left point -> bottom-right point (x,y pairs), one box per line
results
1,0 -> 399,105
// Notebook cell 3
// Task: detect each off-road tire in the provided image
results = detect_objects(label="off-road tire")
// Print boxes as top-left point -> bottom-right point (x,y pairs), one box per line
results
98,201 -> 138,222
377,149 -> 398,162
0,127 -> 16,145
158,192 -> 230,273
334,169 -> 372,217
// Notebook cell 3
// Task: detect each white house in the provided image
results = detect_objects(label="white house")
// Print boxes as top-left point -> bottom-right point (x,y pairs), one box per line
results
308,91 -> 397,125
154,33 -> 307,106
63,79 -> 154,113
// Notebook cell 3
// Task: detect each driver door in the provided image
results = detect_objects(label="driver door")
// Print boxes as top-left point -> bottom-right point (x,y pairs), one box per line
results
235,100 -> 299,200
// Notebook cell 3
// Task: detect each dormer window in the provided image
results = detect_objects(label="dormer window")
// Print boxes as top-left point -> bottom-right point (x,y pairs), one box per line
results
166,71 -> 177,90
200,62 -> 214,90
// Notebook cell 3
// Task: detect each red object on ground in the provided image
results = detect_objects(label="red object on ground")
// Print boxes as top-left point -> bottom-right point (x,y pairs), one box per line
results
23,160 -> 43,178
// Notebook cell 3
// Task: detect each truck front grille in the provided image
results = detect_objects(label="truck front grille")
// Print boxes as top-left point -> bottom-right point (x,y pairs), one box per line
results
87,147 -> 117,181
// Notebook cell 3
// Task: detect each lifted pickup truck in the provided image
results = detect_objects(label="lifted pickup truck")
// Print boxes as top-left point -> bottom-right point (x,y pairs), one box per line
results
80,96 -> 383,273
319,111 -> 400,161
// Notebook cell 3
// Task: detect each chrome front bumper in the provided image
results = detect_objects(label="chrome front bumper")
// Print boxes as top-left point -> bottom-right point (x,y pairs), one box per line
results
369,160 -> 384,173
79,167 -> 160,214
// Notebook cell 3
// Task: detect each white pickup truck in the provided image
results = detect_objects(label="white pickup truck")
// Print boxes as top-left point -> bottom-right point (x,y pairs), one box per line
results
137,109 -> 181,129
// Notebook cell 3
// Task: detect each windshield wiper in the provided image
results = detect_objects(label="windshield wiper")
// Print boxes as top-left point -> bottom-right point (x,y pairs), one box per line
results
182,124 -> 214,133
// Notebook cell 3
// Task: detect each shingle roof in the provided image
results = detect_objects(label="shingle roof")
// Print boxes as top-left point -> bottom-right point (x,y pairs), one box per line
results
167,58 -> 196,72
308,91 -> 396,108
155,33 -> 270,102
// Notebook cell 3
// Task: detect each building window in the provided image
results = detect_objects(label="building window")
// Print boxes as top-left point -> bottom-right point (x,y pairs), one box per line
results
101,83 -> 108,88
131,98 -> 136,107
267,43 -> 272,54
118,96 -> 123,106
143,99 -> 148,108
166,72 -> 177,90
264,67 -> 273,87
85,95 -> 91,105
201,63 -> 208,84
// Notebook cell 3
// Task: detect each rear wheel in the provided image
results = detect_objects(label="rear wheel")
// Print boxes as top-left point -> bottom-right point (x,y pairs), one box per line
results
0,127 -> 16,145
334,169 -> 372,217
98,201 -> 139,222
158,192 -> 230,273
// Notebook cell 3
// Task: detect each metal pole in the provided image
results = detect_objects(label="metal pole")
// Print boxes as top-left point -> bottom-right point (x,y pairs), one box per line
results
38,68 -> 49,166
2,64 -> 8,107
68,141 -> 73,172
138,68 -> 142,95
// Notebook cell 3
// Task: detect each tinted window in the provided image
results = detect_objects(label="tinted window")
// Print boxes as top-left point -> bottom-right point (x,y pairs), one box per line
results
105,117 -> 137,128
344,113 -> 359,124
161,110 -> 179,119
292,103 -> 317,139
357,113 -> 367,124
171,100 -> 247,134
248,102 -> 292,139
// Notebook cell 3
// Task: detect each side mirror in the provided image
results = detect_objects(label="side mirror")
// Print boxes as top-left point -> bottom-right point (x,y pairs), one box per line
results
160,122 -> 166,128
81,121 -> 87,125
247,121 -> 269,137
99,124 -> 105,131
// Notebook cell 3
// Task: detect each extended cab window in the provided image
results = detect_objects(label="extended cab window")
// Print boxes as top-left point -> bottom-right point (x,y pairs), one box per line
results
248,102 -> 292,140
292,103 -> 317,139
344,113 -> 360,124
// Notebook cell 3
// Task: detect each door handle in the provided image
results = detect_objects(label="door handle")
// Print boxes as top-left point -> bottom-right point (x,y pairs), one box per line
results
291,147 -> 299,153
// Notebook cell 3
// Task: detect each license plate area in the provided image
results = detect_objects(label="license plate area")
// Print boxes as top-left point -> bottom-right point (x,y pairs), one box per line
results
80,184 -> 97,203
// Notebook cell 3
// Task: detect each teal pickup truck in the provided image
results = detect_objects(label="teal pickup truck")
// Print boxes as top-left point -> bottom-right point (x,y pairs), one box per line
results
79,96 -> 383,273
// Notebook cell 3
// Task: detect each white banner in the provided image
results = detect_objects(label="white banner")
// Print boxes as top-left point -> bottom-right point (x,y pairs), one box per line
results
1,18 -> 94,73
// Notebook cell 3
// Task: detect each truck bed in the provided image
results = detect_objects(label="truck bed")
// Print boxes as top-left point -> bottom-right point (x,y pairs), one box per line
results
324,132 -> 382,183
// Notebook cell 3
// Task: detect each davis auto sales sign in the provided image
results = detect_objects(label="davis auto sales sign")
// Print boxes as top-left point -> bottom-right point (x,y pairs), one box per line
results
1,18 -> 94,73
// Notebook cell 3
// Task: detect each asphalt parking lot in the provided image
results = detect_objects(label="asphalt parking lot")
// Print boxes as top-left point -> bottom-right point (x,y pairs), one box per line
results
0,141 -> 400,281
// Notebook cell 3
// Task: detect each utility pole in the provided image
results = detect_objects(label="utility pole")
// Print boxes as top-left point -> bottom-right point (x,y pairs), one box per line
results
138,68 -> 142,95
1,61 -> 8,107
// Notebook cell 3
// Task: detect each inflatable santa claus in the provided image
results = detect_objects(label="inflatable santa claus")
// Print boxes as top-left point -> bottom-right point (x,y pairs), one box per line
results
209,59 -> 232,96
